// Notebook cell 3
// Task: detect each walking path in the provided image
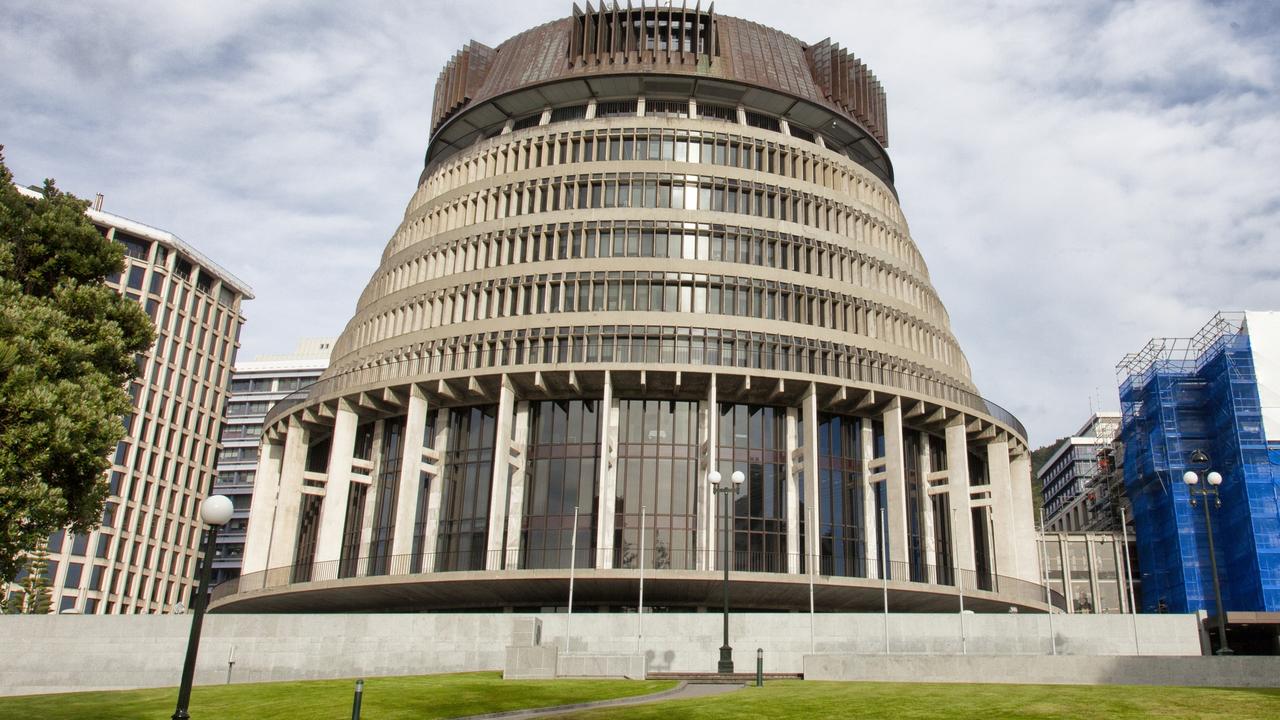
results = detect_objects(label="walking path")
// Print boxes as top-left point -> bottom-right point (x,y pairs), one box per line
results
451,681 -> 744,720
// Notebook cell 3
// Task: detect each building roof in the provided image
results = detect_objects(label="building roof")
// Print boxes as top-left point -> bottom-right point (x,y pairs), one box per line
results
14,185 -> 255,299
430,3 -> 890,151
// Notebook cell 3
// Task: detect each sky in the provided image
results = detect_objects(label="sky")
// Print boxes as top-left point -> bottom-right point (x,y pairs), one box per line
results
2,0 -> 1278,447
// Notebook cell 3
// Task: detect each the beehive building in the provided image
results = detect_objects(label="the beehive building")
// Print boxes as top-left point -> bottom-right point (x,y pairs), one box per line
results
219,3 -> 1048,614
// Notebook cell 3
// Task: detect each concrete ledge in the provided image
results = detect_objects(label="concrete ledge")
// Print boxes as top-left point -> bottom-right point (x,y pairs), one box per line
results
803,654 -> 1280,688
557,654 -> 646,680
503,646 -> 558,680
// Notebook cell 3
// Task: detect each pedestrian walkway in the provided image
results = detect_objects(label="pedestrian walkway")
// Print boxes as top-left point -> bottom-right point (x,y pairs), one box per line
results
451,680 -> 744,720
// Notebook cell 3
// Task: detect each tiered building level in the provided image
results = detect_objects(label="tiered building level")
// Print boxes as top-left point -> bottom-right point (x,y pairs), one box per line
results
222,4 -> 1048,613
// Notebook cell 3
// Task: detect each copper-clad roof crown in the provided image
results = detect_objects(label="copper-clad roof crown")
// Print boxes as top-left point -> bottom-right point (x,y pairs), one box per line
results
429,2 -> 889,146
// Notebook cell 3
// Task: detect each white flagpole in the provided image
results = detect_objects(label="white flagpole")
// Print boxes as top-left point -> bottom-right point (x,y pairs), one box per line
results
638,505 -> 646,654
567,505 -> 579,653
808,505 -> 816,654
881,506 -> 889,655
1121,506 -> 1139,654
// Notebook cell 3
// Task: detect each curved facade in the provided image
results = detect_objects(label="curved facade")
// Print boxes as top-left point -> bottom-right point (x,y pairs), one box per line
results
222,4 -> 1048,614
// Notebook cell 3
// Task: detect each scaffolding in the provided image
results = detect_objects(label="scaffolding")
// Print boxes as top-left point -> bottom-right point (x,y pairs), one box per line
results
1114,311 -> 1277,613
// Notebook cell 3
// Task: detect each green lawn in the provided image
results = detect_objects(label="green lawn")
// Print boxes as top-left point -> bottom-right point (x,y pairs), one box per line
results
551,680 -> 1280,719
7,674 -> 1279,720
0,672 -> 675,720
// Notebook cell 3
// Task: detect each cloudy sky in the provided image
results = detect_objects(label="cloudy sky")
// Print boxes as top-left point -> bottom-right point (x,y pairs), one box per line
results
3,0 -> 1277,446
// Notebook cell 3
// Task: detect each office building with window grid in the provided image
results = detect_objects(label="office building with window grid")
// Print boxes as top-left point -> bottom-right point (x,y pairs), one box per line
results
6,187 -> 252,615
211,339 -> 334,587
220,3 -> 1049,614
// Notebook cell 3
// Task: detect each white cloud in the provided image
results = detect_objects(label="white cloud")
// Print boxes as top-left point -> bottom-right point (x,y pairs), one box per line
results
2,0 -> 1276,446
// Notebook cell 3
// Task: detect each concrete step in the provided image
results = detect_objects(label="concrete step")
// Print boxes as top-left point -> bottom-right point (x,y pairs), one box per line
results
648,672 -> 804,683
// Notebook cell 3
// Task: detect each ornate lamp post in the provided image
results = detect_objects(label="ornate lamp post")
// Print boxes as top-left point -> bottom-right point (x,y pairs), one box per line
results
173,494 -> 234,719
709,468 -> 745,674
1182,449 -> 1232,655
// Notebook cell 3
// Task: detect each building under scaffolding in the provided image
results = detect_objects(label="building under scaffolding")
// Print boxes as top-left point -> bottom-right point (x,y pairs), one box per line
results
1117,312 -> 1280,626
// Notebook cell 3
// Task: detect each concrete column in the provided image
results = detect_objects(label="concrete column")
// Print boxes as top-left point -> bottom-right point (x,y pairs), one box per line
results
945,416 -> 974,575
861,420 -> 878,579
921,434 -> 937,582
784,407 -> 800,574
421,418 -> 450,566
986,438 -> 1017,585
486,379 -> 516,570
698,375 -> 717,571
882,398 -> 909,575
314,400 -> 360,564
242,431 -> 285,576
801,386 -> 820,568
265,419 -> 310,571
504,400 -> 531,568
1009,450 -> 1040,582
391,387 -> 429,560
595,373 -> 618,568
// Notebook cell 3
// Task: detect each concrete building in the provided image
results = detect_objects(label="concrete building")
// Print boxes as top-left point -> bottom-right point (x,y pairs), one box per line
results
1118,312 -> 1280,626
211,340 -> 334,586
6,188 -> 252,614
1041,413 -> 1121,532
219,4 -> 1046,615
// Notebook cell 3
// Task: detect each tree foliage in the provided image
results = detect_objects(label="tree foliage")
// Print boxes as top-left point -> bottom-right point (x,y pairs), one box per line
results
0,147 -> 154,584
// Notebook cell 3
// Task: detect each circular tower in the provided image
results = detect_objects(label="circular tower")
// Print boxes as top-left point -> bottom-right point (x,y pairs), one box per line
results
222,4 -> 1048,614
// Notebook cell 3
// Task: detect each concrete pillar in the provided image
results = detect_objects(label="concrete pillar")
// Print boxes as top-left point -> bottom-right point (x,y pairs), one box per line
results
391,387 -> 429,560
801,386 -> 820,568
921,434 -> 937,582
595,373 -> 618,568
265,419 -> 310,571
242,431 -> 285,576
314,400 -> 359,564
785,407 -> 800,574
504,400 -> 531,569
986,437 -> 1017,585
882,398 -> 909,575
945,416 -> 975,575
861,420 -> 878,579
486,379 -> 516,570
421,417 -> 450,566
1009,449 -> 1040,582
698,374 -> 717,571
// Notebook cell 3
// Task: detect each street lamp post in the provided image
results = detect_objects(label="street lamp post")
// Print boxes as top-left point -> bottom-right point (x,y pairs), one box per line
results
172,494 -> 234,720
1182,450 -> 1233,656
709,469 -> 744,674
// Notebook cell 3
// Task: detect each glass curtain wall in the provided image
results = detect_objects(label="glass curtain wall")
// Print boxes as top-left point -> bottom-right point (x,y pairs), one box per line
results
338,423 -> 376,579
615,400 -> 699,570
368,418 -> 406,575
816,413 -> 865,577
410,410 -> 438,573
291,494 -> 323,583
520,400 -> 601,569
435,406 -> 498,571
717,403 -> 787,572
905,430 -> 928,582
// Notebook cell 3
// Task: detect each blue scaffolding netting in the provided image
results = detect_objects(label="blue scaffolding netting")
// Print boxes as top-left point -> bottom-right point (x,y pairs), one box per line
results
1116,312 -> 1280,614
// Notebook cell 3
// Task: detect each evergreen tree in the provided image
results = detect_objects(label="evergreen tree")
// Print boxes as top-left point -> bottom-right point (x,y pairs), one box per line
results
0,147 -> 154,584
19,549 -> 53,614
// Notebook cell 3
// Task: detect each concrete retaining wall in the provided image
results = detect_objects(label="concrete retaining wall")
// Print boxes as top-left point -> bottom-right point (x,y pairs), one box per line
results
803,654 -> 1280,688
1,612 -> 1204,696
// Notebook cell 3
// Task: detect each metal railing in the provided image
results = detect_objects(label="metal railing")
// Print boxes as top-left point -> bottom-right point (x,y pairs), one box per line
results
213,548 -> 1066,611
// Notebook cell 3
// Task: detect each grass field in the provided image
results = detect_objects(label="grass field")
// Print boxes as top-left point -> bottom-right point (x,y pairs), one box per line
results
0,672 -> 675,720
4,673 -> 1278,719
554,680 -> 1280,719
